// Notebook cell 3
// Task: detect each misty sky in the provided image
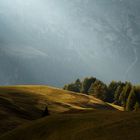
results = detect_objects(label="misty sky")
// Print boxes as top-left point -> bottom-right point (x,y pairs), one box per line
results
0,0 -> 140,87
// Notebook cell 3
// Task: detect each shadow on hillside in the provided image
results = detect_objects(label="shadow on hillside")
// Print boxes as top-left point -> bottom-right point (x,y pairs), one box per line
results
0,88 -> 52,135
0,91 -> 45,120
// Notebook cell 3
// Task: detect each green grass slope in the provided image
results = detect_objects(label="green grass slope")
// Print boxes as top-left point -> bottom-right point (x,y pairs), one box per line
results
0,110 -> 139,140
0,85 -> 120,135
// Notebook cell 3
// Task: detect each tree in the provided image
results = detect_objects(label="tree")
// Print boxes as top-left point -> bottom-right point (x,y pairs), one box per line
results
74,79 -> 82,92
88,80 -> 109,101
108,81 -> 122,102
133,86 -> 140,111
126,87 -> 136,111
42,106 -> 50,117
114,84 -> 125,105
119,82 -> 132,107
81,77 -> 96,94
63,84 -> 68,90
134,102 -> 140,111
63,79 -> 82,93
67,83 -> 80,92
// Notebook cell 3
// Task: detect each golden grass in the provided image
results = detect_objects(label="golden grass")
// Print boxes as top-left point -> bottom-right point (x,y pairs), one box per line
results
106,103 -> 124,111
0,85 -> 115,113
0,85 -> 120,136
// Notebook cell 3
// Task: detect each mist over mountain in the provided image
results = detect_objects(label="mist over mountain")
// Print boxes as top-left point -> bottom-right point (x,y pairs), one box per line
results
0,0 -> 140,86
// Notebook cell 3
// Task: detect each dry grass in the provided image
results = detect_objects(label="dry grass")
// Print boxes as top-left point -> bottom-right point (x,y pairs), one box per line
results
0,85 -> 117,136
0,110 -> 139,140
106,103 -> 124,111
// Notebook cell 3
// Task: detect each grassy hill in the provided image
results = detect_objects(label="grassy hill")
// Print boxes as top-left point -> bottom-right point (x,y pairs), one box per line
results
0,110 -> 139,140
0,85 -> 121,136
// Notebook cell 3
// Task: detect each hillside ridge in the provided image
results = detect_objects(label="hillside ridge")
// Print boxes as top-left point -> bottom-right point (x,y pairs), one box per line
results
0,85 -> 122,136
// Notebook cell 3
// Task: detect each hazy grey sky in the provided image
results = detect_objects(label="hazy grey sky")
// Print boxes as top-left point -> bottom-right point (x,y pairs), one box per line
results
0,0 -> 140,86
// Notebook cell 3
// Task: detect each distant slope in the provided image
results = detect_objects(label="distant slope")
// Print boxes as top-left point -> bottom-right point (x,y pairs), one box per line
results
0,110 -> 139,140
0,85 -> 120,135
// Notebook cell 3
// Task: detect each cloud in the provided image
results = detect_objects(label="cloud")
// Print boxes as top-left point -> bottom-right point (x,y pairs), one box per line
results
3,46 -> 48,59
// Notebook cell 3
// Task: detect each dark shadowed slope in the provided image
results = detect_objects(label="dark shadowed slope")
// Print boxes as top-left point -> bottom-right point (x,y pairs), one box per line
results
0,111 -> 139,140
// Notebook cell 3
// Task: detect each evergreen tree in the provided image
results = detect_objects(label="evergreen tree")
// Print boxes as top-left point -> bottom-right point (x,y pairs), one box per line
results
75,79 -> 82,92
81,77 -> 96,94
67,83 -> 80,92
114,84 -> 124,105
63,85 -> 68,90
63,79 -> 82,93
119,82 -> 132,107
108,81 -> 123,102
88,80 -> 109,101
126,87 -> 136,111
134,102 -> 140,111
63,77 -> 140,111
42,106 -> 50,117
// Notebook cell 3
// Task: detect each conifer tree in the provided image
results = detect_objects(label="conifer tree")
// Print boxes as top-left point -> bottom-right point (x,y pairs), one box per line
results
126,87 -> 136,111
81,77 -> 96,94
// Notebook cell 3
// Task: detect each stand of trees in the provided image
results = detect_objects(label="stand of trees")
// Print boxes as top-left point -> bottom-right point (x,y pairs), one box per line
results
63,79 -> 82,93
63,77 -> 140,111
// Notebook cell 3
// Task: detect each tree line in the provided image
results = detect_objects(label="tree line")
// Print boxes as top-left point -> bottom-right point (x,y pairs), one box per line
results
63,77 -> 140,111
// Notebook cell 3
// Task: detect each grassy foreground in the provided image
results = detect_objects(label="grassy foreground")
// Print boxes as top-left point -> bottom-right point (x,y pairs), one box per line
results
0,110 -> 140,140
0,85 -> 120,136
